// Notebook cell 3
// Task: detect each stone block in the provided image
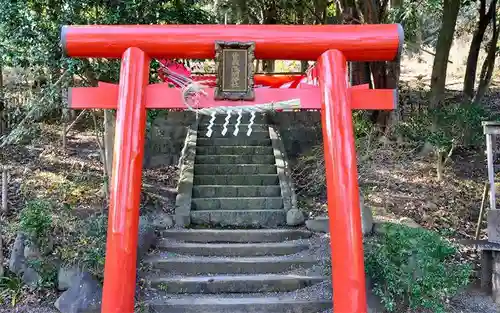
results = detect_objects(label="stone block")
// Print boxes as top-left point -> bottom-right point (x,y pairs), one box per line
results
150,213 -> 174,230
488,210 -> 500,244
286,209 -> 305,226
305,217 -> 329,233
137,217 -> 156,260
58,266 -> 82,291
54,272 -> 102,313
9,233 -> 27,275
175,214 -> 191,228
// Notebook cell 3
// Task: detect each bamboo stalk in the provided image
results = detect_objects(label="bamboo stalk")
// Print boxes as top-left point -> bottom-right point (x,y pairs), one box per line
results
476,182 -> 490,240
65,110 -> 87,135
1,167 -> 7,213
0,236 -> 3,277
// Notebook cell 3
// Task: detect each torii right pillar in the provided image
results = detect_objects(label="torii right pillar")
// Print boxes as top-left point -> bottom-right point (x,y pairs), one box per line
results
318,49 -> 370,312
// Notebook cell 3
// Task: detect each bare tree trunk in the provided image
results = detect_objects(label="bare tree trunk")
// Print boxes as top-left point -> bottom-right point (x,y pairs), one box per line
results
62,114 -> 67,151
0,236 -> 3,277
463,0 -> 497,101
437,151 -> 444,181
2,167 -> 7,213
429,0 -> 461,179
0,61 -> 4,135
298,2 -> 309,73
262,0 -> 278,73
237,0 -> 250,24
103,110 -> 115,180
262,60 -> 275,73
475,8 -> 499,104
429,0 -> 461,111
92,112 -> 109,203
301,61 -> 309,72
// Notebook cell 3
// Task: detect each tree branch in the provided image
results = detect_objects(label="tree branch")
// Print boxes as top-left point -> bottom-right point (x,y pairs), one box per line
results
480,0 -> 486,17
305,2 -> 324,24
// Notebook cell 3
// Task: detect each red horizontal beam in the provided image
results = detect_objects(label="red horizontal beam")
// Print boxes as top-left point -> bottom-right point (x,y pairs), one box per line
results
69,83 -> 397,111
61,24 -> 403,61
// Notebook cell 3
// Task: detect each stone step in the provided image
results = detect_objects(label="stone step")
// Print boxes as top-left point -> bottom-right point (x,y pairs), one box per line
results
195,155 -> 275,165
156,240 -> 309,257
192,197 -> 283,211
147,274 -> 325,293
193,174 -> 279,186
146,295 -> 331,313
160,229 -> 312,243
197,137 -> 272,146
144,255 -> 316,275
196,146 -> 274,155
191,210 -> 286,228
193,186 -> 281,198
197,130 -> 269,139
194,164 -> 277,175
199,114 -> 268,125
198,123 -> 269,132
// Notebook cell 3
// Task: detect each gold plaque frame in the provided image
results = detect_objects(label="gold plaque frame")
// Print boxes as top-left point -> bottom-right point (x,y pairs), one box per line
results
214,41 -> 255,101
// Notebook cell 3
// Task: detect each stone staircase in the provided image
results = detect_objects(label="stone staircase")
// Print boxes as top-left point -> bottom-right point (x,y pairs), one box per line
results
191,114 -> 286,228
141,114 -> 332,313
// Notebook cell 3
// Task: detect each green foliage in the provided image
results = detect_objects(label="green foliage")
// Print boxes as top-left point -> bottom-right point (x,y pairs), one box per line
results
77,215 -> 107,280
386,0 -> 443,47
27,258 -> 58,289
56,214 -> 108,281
0,274 -> 24,307
397,103 -> 488,152
353,111 -> 373,143
19,200 -> 53,246
365,224 -> 472,312
0,0 -> 215,145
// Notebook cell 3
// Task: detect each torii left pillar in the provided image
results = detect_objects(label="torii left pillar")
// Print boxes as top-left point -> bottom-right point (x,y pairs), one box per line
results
101,47 -> 150,312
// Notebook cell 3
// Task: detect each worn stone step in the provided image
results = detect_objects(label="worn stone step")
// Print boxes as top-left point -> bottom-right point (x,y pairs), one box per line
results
195,155 -> 275,165
197,137 -> 272,146
193,186 -> 281,198
192,197 -> 283,210
190,210 -> 286,228
156,240 -> 309,257
194,164 -> 277,175
197,130 -> 269,139
196,146 -> 274,155
199,114 -> 268,125
146,295 -> 331,313
147,274 -> 325,293
144,255 -> 316,274
194,174 -> 279,186
160,229 -> 312,243
198,123 -> 269,132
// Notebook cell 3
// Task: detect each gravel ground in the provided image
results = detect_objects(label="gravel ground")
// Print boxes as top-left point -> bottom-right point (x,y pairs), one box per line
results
0,305 -> 59,313
448,285 -> 499,313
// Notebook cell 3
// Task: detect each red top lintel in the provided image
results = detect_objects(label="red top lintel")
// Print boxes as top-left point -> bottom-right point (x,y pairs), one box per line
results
61,24 -> 403,62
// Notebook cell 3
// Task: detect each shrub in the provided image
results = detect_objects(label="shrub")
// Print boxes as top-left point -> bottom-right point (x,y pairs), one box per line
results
365,223 -> 472,313
58,214 -> 108,281
396,103 -> 487,152
291,112 -> 373,199
19,199 -> 53,246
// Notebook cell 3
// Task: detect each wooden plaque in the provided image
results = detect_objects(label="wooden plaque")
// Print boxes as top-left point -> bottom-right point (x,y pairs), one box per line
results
214,41 -> 255,101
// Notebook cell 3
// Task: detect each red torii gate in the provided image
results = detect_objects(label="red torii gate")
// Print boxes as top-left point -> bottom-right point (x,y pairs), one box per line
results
61,24 -> 403,313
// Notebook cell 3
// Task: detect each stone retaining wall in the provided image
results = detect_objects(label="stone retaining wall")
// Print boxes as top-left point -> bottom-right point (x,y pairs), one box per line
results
268,112 -> 323,159
144,111 -> 196,168
144,111 -> 323,167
